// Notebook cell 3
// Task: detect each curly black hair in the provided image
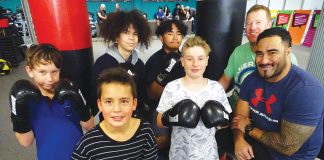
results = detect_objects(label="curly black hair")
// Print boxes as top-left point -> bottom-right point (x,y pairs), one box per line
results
155,19 -> 188,37
100,9 -> 151,48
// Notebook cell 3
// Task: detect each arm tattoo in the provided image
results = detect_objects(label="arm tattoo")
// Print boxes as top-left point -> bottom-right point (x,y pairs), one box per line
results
259,120 -> 315,156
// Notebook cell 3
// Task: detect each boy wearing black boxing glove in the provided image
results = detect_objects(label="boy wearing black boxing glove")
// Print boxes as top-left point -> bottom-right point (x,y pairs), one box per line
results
9,44 -> 93,160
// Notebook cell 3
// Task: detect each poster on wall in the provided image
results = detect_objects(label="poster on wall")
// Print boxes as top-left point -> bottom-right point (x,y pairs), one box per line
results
292,13 -> 309,27
302,10 -> 321,47
276,13 -> 291,26
288,10 -> 311,45
272,10 -> 293,30
312,13 -> 320,29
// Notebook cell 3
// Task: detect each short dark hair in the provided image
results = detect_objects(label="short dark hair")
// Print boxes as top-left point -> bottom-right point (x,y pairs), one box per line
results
155,19 -> 188,36
100,9 -> 151,48
257,27 -> 292,47
26,44 -> 62,69
96,68 -> 137,99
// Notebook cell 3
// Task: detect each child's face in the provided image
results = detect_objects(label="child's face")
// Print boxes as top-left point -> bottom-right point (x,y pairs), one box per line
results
160,23 -> 183,51
117,24 -> 139,55
26,61 -> 60,93
181,46 -> 209,79
98,82 -> 137,128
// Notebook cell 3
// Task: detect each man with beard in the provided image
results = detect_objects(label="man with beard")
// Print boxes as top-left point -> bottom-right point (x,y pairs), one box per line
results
231,27 -> 324,160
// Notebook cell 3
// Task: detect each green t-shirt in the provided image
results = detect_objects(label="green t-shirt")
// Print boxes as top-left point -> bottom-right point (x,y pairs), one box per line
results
224,42 -> 255,88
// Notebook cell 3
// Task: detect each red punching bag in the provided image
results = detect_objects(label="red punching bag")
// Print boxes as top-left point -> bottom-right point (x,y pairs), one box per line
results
27,0 -> 95,114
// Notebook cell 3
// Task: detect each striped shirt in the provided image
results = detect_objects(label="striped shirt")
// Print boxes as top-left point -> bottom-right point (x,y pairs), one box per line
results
71,121 -> 158,160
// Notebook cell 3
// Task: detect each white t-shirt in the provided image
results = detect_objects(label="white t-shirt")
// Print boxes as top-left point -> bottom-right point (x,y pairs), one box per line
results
157,78 -> 232,160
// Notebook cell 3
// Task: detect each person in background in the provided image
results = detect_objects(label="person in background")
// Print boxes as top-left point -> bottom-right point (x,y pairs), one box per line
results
163,5 -> 172,20
179,5 -> 187,21
143,12 -> 148,20
184,6 -> 194,21
184,6 -> 196,34
154,6 -> 164,26
96,4 -> 107,36
115,3 -> 121,12
172,3 -> 181,20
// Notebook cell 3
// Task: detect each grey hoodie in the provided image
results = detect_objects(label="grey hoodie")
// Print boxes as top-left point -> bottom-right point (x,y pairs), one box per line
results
105,44 -> 139,65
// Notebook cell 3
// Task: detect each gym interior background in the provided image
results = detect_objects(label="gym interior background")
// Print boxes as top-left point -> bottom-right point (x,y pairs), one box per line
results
1,0 -> 323,20
1,0 -> 324,159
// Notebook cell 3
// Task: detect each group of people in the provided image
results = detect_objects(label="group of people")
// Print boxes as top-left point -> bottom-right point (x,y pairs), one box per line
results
154,4 -> 195,25
170,3 -> 195,21
9,4 -> 324,160
154,3 -> 196,34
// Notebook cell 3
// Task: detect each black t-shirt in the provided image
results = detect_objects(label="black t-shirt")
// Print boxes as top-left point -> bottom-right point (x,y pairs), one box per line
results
96,9 -> 106,24
144,48 -> 185,110
164,9 -> 171,17
172,8 -> 181,18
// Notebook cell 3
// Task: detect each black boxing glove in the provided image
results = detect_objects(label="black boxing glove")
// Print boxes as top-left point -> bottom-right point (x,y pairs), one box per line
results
156,52 -> 181,86
9,80 -> 41,133
162,99 -> 200,128
53,79 -> 91,121
201,100 -> 230,128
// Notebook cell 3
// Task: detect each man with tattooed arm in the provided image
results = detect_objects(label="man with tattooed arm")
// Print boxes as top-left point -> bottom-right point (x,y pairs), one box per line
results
231,27 -> 324,160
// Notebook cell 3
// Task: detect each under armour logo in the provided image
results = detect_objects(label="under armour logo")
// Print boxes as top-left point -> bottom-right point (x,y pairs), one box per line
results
251,88 -> 277,114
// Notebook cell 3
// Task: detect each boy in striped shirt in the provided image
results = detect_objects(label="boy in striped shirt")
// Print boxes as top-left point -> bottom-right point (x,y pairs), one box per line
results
72,68 -> 157,160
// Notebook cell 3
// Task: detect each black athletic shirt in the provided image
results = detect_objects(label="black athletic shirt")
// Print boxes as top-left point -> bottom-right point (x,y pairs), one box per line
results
144,48 -> 185,111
